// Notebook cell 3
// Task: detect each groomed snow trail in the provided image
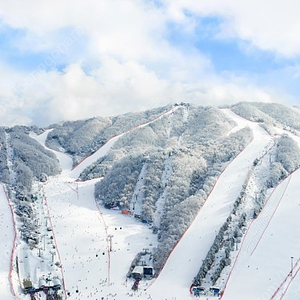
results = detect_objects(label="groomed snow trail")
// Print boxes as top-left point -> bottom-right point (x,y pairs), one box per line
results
221,129 -> 300,300
148,109 -> 272,299
69,105 -> 179,180
0,185 -> 16,300
31,111 -> 180,300
32,107 -> 300,300
221,169 -> 300,300
40,164 -> 157,300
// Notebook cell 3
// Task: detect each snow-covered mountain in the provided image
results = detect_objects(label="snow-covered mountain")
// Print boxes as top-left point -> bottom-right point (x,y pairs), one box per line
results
1,102 -> 300,300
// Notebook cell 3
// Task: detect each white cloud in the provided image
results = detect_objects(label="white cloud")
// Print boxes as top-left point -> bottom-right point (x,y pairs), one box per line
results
2,1 -> 300,59
163,0 -> 300,58
0,60 -> 280,126
0,0 -> 298,126
0,0 -> 166,60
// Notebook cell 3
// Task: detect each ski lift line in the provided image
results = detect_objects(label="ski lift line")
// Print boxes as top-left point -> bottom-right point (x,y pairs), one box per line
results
71,106 -> 178,172
269,268 -> 294,300
217,129 -> 276,298
64,182 -> 80,203
42,186 -> 67,296
220,218 -> 255,299
94,196 -> 111,286
42,185 -> 68,299
257,137 -> 276,162
2,184 -> 23,300
270,255 -> 300,300
221,173 -> 293,298
64,182 -> 78,194
278,261 -> 300,300
200,164 -> 256,297
278,277 -> 294,300
222,167 -> 300,299
250,174 -> 293,257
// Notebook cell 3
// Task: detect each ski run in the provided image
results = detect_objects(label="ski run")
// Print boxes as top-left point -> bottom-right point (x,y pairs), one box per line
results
1,106 -> 300,300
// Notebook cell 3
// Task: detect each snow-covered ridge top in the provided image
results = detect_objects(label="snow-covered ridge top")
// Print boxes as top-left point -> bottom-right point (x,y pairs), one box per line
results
2,102 -> 300,300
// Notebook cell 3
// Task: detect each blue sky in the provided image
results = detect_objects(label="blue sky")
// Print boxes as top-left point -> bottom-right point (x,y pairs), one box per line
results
0,23 -> 86,72
0,0 -> 299,126
167,14 -> 300,93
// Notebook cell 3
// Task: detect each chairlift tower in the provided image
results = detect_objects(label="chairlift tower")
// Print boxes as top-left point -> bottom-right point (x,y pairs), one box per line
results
50,251 -> 56,263
42,234 -> 46,251
108,235 -> 114,252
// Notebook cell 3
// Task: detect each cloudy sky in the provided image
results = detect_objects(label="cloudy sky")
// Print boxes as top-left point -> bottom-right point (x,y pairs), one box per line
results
0,0 -> 300,126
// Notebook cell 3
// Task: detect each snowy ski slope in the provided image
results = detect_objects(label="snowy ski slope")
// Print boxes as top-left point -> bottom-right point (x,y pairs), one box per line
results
221,128 -> 300,300
0,185 -> 15,300
4,106 -> 300,300
147,109 -> 273,299
221,170 -> 300,300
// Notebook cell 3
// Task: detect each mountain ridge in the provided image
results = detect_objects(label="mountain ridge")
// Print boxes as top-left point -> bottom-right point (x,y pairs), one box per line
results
1,101 -> 300,299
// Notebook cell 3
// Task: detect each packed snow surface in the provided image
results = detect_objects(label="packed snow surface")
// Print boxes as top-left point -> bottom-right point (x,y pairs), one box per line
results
4,107 -> 300,300
0,185 -> 15,300
147,109 -> 273,299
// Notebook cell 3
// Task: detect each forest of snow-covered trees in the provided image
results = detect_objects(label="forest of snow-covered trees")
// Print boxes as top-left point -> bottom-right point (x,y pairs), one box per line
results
0,126 -> 60,192
45,105 -> 172,166
0,125 -> 60,247
2,101 -> 300,285
231,102 -> 300,131
92,105 -> 255,272
92,103 -> 300,276
192,134 -> 300,287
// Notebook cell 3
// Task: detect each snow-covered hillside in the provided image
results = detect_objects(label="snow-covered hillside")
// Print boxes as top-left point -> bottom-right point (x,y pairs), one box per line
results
1,102 -> 300,300
0,185 -> 15,299
147,109 -> 273,298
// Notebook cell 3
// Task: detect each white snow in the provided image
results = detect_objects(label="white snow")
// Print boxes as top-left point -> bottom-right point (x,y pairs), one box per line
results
130,163 -> 147,215
153,155 -> 172,229
147,110 -> 273,299
69,134 -> 122,180
221,170 -> 300,300
220,127 -> 300,300
5,106 -> 300,300
0,185 -> 15,300
42,176 -> 158,300
5,132 -> 17,185
30,130 -> 73,174
31,129 -> 159,300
